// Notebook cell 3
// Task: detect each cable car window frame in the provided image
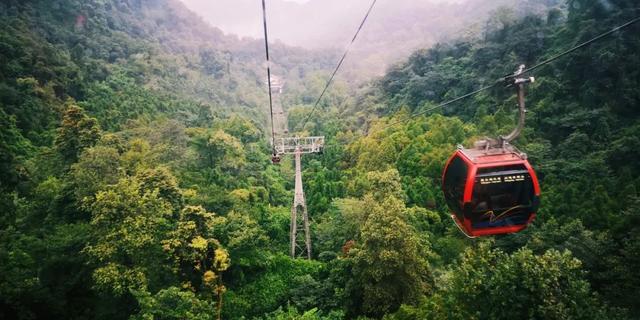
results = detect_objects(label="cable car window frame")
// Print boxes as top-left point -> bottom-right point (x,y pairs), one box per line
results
470,164 -> 535,228
443,155 -> 468,220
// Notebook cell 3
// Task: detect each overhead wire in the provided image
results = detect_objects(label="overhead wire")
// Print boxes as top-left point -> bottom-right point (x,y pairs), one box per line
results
301,13 -> 640,151
372,15 -> 640,132
259,10 -> 639,151
261,0 -> 277,152
518,15 -> 640,75
297,0 -> 378,132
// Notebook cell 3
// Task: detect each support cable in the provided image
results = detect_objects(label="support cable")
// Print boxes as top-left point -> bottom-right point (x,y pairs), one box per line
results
517,15 -> 640,76
253,13 -> 639,149
298,0 -> 378,132
300,14 -> 639,149
373,15 -> 640,132
261,0 -> 277,152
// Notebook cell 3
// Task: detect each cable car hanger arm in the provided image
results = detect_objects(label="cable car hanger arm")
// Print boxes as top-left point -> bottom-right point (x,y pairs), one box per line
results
501,65 -> 535,144
474,65 -> 534,150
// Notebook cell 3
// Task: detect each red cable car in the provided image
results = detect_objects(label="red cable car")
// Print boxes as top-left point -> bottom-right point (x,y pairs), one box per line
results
272,153 -> 281,164
442,67 -> 540,237
442,147 -> 540,237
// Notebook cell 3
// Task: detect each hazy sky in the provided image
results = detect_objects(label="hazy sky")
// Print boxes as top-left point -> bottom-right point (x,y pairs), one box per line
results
180,0 -> 464,42
178,0 -> 282,39
175,0 -> 527,79
177,0 -> 465,43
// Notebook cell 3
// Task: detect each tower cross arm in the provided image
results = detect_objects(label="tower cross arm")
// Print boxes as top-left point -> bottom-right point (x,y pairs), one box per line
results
274,136 -> 325,155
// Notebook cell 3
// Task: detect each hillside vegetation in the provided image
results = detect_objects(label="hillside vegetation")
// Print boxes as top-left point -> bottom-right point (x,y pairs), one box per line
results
1,0 -> 639,319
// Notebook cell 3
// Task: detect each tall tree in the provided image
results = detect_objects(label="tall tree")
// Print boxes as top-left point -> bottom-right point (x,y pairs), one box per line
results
84,175 -> 172,296
343,170 -> 433,318
55,105 -> 101,164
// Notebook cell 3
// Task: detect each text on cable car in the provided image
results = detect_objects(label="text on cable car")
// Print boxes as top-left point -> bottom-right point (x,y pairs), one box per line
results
480,175 -> 526,185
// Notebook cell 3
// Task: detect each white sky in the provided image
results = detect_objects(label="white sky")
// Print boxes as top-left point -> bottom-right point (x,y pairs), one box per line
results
178,0 -> 467,45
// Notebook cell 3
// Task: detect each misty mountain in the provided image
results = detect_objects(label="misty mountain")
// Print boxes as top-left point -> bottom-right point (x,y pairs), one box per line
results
182,0 -> 563,78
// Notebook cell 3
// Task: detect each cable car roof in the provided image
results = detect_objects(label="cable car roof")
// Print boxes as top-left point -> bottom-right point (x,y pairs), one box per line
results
457,145 -> 527,165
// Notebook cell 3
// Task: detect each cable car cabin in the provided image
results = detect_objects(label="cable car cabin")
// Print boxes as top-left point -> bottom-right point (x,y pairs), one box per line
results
442,147 -> 540,237
271,154 -> 281,165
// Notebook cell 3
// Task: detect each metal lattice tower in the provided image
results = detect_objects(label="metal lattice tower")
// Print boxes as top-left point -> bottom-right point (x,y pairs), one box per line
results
291,148 -> 311,258
275,136 -> 324,259
268,74 -> 323,259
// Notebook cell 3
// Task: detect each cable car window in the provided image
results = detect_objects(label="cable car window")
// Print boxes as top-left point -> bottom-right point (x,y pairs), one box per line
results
443,156 -> 468,219
471,165 -> 534,228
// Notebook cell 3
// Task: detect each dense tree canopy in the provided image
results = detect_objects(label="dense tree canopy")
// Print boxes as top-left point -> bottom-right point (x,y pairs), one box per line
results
1,0 -> 639,319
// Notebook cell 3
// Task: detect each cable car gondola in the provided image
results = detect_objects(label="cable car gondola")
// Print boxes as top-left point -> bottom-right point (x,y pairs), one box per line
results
272,153 -> 281,165
442,67 -> 540,237
442,145 -> 540,237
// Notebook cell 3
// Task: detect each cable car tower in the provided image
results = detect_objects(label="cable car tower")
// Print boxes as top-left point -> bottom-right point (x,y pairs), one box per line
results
268,73 -> 324,259
260,0 -> 372,258
274,137 -> 324,259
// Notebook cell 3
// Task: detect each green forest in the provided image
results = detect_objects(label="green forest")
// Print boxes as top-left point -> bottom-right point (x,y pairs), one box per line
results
1,0 -> 639,319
